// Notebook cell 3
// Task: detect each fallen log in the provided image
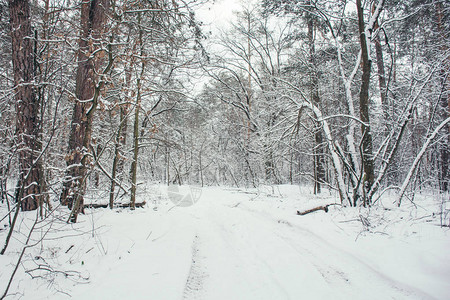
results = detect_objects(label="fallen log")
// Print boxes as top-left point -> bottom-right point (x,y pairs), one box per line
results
297,203 -> 339,216
84,201 -> 146,209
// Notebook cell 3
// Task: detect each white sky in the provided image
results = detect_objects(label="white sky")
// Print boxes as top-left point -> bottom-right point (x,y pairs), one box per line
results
190,0 -> 258,93
195,0 -> 255,37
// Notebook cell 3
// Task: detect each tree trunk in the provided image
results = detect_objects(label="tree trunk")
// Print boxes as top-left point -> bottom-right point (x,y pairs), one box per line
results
436,1 -> 449,192
374,37 -> 387,107
130,12 -> 145,210
60,0 -> 108,222
109,42 -> 131,208
397,117 -> 450,206
9,0 -> 42,211
372,4 -> 387,110
308,15 -> 325,194
129,81 -> 141,210
109,109 -> 123,208
356,0 -> 375,205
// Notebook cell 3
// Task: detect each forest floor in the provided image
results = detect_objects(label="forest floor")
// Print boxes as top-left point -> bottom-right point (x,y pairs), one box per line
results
1,185 -> 449,299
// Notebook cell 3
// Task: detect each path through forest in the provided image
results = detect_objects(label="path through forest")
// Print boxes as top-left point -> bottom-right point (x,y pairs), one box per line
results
61,186 -> 449,300
177,189 -> 437,300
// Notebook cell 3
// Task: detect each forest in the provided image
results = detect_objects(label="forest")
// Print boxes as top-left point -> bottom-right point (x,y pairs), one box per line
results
0,0 -> 449,298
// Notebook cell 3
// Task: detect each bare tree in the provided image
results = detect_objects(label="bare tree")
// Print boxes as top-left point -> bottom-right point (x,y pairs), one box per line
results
60,0 -> 110,222
435,1 -> 449,192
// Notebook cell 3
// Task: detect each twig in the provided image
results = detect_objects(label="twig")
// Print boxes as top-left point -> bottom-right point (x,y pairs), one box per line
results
65,245 -> 74,254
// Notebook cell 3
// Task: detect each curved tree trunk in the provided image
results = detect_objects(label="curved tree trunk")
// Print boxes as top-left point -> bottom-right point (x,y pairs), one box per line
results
60,0 -> 109,222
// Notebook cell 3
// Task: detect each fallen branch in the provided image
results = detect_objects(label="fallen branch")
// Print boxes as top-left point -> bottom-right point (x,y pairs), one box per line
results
84,201 -> 146,209
297,204 -> 340,216
65,245 -> 74,254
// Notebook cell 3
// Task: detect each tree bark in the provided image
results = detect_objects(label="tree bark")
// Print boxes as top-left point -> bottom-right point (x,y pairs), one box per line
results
372,3 -> 387,110
129,81 -> 141,210
109,36 -> 131,208
60,0 -> 109,222
356,0 -> 375,205
374,37 -> 387,107
130,12 -> 145,210
308,15 -> 325,194
109,105 -> 127,208
9,0 -> 42,211
436,1 -> 449,192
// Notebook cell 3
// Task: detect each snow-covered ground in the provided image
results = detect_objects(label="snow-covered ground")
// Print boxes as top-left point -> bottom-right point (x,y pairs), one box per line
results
1,185 -> 449,299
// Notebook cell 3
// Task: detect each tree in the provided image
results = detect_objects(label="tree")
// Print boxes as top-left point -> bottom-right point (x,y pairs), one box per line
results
8,0 -> 43,211
435,0 -> 449,192
60,0 -> 110,222
129,11 -> 145,210
304,1 -> 326,193
356,0 -> 383,205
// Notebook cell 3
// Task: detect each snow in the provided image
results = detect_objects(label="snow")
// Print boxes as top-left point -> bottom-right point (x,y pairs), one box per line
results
1,185 -> 449,299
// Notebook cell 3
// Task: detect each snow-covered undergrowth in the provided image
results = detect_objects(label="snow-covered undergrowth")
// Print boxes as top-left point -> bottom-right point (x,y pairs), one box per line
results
1,185 -> 449,299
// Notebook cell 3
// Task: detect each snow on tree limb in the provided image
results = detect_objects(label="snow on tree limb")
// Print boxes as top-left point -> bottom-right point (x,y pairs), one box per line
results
397,117 -> 450,206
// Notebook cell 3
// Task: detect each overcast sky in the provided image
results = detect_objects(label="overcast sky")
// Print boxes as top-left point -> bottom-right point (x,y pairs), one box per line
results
195,0 -> 253,36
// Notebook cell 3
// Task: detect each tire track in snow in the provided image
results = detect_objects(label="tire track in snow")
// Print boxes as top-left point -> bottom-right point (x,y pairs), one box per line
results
279,223 -> 435,299
182,235 -> 207,300
211,217 -> 292,300
203,202 -> 323,300
223,202 -> 352,289
234,202 -> 437,300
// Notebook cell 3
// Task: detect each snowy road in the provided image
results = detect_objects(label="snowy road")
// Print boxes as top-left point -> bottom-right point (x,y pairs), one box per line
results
181,189 -> 436,300
60,186 -> 449,300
